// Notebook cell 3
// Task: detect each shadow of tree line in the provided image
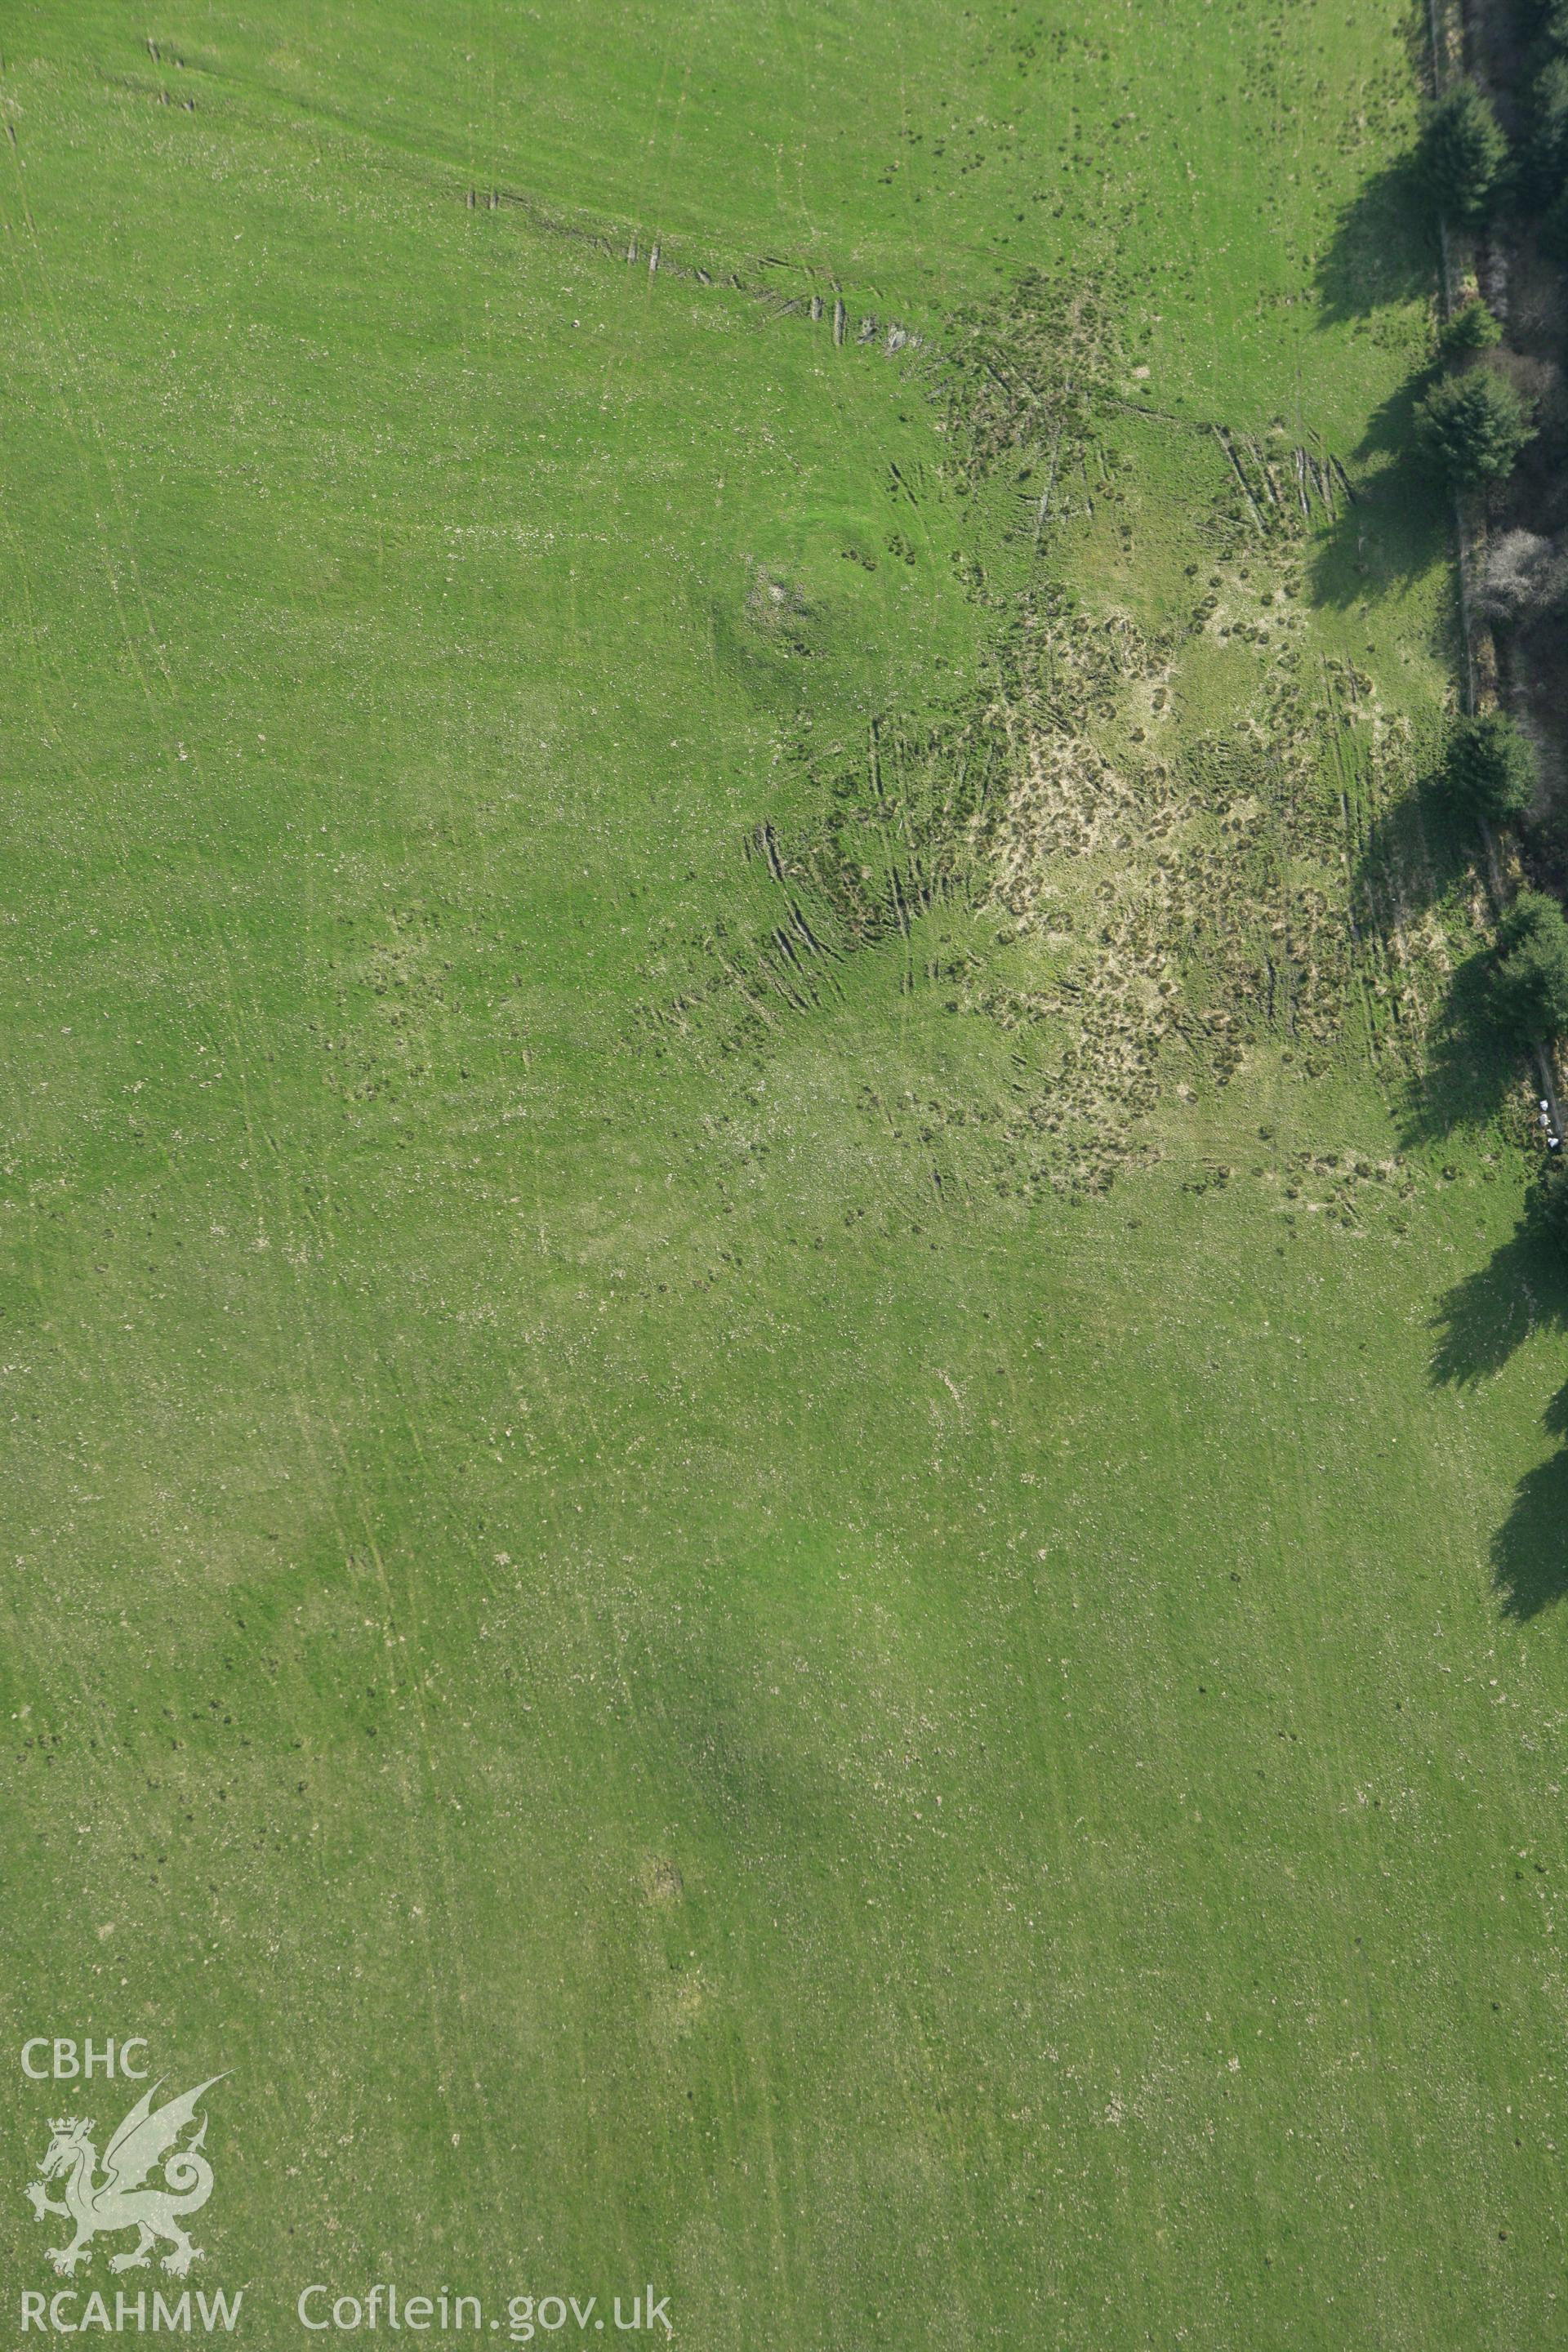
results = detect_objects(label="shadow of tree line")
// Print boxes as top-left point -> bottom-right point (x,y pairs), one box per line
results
1355,768 -> 1568,1617
1491,1410 -> 1568,1619
1413,776 -> 1568,1614
1432,1223 -> 1568,1619
1315,152 -> 1437,329
1306,107 -> 1568,1619
1305,154 -> 1457,611
1352,768 -> 1517,1145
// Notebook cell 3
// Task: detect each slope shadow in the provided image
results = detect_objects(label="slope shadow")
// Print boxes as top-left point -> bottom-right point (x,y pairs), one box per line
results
1314,154 -> 1437,327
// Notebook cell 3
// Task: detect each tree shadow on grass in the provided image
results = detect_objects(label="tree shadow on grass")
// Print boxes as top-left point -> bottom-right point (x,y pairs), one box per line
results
1397,944 -> 1522,1151
1492,1395 -> 1568,1619
1431,1199 -> 1568,1619
1313,153 -> 1437,327
1306,376 -> 1450,612
1430,1210 -> 1568,1388
1354,757 -> 1471,924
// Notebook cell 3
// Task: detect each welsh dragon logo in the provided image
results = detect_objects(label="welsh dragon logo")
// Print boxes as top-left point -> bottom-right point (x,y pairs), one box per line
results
24,2076 -> 227,2278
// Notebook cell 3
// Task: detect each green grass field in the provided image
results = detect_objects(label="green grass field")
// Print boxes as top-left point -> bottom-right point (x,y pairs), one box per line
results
5,2 -> 1568,2345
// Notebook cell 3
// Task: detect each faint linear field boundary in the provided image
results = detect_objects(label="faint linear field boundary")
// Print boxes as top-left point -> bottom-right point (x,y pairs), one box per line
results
469,179 -> 941,371
94,49 -> 947,374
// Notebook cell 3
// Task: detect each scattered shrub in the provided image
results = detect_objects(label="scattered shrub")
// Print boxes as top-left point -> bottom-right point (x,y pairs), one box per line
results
1418,85 -> 1511,224
1439,298 -> 1503,357
1414,368 -> 1534,488
1445,710 -> 1540,821
1492,889 -> 1568,1045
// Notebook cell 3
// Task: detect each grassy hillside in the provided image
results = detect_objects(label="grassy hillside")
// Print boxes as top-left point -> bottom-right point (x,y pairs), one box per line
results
4,2 -> 1567,2346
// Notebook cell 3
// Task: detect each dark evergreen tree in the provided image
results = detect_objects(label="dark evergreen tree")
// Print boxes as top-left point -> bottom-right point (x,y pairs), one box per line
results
1446,711 -> 1539,824
1415,369 -> 1533,488
1492,890 -> 1568,1045
1418,85 -> 1510,224
1439,300 -> 1503,359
